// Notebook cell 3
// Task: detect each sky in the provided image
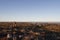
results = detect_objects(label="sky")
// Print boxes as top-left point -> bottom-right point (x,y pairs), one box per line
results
0,0 -> 60,22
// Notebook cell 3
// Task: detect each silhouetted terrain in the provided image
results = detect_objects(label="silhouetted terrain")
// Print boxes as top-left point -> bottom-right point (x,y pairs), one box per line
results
0,22 -> 60,40
0,22 -> 60,32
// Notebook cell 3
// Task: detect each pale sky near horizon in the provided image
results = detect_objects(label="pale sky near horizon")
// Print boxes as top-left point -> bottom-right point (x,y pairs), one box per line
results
0,0 -> 60,22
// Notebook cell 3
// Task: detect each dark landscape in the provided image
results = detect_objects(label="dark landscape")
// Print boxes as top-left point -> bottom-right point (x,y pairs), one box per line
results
0,22 -> 60,40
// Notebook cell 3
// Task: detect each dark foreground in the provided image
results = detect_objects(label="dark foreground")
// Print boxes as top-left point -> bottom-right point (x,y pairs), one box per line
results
0,26 -> 60,40
0,22 -> 60,40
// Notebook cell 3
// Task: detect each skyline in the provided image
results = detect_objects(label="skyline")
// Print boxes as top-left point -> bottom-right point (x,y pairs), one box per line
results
0,0 -> 60,22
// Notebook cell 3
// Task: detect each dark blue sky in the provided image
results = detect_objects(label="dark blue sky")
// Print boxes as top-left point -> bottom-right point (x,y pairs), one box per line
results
0,0 -> 60,22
